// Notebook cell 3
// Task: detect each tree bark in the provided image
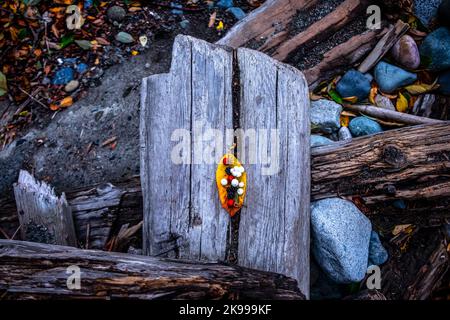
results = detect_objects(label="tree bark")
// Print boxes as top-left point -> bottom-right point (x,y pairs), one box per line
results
0,240 -> 305,300
311,123 -> 450,204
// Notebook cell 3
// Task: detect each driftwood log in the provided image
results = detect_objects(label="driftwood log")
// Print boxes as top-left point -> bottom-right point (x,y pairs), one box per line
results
13,170 -> 77,247
311,123 -> 450,205
0,240 -> 305,300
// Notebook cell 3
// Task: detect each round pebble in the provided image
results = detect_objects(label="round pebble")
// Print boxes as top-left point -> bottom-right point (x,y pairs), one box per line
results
107,6 -> 126,22
64,80 -> 79,92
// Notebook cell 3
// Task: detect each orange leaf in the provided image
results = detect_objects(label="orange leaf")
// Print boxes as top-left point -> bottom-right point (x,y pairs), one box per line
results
340,115 -> 350,127
59,96 -> 73,108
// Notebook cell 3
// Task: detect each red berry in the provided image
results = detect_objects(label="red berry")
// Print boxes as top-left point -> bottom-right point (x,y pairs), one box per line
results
227,175 -> 234,183
227,199 -> 234,207
223,157 -> 229,165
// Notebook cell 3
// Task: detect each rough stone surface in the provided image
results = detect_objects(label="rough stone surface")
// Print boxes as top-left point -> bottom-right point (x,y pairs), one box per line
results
311,99 -> 342,133
107,6 -> 126,22
311,135 -> 334,148
368,231 -> 389,266
311,198 -> 372,284
420,27 -> 450,72
336,70 -> 371,101
391,35 -> 420,70
374,61 -> 417,93
0,38 -> 173,199
338,126 -> 352,141
375,94 -> 395,111
414,0 -> 441,27
349,117 -> 383,137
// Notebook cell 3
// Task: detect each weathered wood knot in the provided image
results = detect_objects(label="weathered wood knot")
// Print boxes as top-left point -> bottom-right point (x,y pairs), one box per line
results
382,144 -> 408,170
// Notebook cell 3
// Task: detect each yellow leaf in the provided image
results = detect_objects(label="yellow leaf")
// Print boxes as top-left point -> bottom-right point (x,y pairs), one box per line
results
392,224 -> 413,236
369,86 -> 378,105
216,21 -> 224,31
340,115 -> 350,127
396,92 -> 409,113
131,50 -> 139,56
404,81 -> 439,95
342,96 -> 358,104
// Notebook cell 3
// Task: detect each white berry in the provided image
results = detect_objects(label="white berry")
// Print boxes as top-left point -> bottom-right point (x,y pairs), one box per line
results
231,179 -> 239,187
239,182 -> 245,188
237,188 -> 244,195
235,172 -> 242,178
220,178 -> 228,186
238,166 -> 245,173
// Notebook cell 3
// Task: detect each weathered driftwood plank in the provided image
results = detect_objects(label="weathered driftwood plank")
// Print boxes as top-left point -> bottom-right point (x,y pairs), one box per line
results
140,35 -> 311,297
140,36 -> 233,261
311,123 -> 450,205
0,240 -> 305,300
236,48 -> 310,298
13,170 -> 77,246
272,0 -> 370,61
217,0 -> 317,49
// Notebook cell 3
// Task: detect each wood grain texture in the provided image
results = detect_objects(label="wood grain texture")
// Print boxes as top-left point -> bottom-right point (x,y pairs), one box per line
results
237,48 -> 310,298
358,20 -> 410,74
272,0 -> 370,61
217,0 -> 316,49
140,35 -> 233,261
304,30 -> 385,88
13,170 -> 77,247
0,240 -> 305,300
311,123 -> 450,204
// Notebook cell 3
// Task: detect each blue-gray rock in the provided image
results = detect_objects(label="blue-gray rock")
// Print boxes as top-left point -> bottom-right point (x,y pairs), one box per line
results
414,0 -> 441,27
438,69 -> 450,95
217,0 -> 233,8
227,7 -> 246,20
438,0 -> 450,28
420,27 -> 450,72
374,61 -> 417,93
115,32 -> 134,44
374,94 -> 395,111
336,70 -> 371,101
368,231 -> 388,266
107,5 -> 126,22
311,198 -> 372,284
391,35 -> 421,70
52,67 -> 74,85
179,19 -> 190,29
349,117 -> 383,137
338,126 -> 352,141
311,99 -> 342,133
311,135 -> 334,148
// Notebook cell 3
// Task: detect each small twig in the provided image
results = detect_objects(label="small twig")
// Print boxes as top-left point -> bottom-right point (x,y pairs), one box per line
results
11,224 -> 21,241
344,104 -> 445,125
17,87 -> 48,110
